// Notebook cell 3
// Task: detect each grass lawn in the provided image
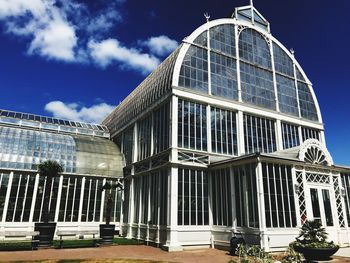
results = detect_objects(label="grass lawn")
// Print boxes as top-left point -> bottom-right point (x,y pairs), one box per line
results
0,237 -> 143,251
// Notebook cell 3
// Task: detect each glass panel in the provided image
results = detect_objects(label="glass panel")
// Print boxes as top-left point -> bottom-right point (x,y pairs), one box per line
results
298,82 -> 318,121
211,52 -> 238,100
310,188 -> 321,222
322,189 -> 333,226
210,25 -> 235,56
179,46 -> 208,93
240,62 -> 275,110
239,28 -> 271,69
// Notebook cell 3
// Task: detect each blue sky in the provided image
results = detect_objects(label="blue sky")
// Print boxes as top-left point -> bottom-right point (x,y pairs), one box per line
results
0,0 -> 349,165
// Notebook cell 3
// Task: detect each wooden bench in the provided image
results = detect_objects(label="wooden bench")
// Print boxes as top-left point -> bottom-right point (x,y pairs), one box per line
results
0,231 -> 40,250
56,230 -> 99,248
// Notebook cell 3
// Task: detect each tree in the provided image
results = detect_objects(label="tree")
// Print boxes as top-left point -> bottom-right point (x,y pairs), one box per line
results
38,160 -> 63,223
101,181 -> 123,225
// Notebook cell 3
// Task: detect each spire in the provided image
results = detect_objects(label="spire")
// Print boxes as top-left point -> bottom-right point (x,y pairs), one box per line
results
250,0 -> 254,7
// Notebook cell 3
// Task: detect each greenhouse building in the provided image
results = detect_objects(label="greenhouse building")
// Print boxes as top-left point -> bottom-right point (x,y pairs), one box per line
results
1,2 -> 350,252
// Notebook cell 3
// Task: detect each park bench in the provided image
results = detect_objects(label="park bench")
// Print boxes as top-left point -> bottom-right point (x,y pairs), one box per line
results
56,230 -> 99,248
0,230 -> 40,250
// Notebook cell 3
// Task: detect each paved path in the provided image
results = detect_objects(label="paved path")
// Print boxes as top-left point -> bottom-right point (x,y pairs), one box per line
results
336,248 -> 350,258
0,246 -> 234,263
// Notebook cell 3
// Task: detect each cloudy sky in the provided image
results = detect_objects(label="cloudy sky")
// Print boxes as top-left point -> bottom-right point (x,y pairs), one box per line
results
0,0 -> 349,165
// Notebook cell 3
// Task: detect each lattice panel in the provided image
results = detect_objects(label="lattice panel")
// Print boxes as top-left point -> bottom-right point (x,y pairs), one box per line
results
178,151 -> 209,165
306,173 -> 330,184
333,176 -> 346,227
296,171 -> 307,224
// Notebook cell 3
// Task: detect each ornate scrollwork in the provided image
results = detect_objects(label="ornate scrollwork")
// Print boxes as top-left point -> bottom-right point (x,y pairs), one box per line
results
298,139 -> 333,166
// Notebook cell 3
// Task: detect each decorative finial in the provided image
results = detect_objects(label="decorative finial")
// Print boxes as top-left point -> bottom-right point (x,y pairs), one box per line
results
290,48 -> 295,56
250,0 -> 254,7
204,12 -> 210,22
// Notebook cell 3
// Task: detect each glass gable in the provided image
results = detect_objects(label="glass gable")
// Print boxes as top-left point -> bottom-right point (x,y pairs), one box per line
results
210,52 -> 238,100
239,28 -> 271,69
276,74 -> 299,116
298,82 -> 318,121
273,43 -> 294,77
179,46 -> 208,93
210,24 -> 236,57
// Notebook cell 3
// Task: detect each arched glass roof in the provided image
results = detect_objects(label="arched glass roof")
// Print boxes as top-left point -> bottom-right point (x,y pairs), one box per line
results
174,15 -> 321,123
0,126 -> 123,177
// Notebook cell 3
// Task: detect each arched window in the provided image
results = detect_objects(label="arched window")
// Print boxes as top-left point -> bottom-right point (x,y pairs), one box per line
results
239,29 -> 275,110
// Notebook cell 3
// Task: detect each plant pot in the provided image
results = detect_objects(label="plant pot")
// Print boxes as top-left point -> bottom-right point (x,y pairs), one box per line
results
34,222 -> 57,248
294,245 -> 339,261
99,224 -> 115,245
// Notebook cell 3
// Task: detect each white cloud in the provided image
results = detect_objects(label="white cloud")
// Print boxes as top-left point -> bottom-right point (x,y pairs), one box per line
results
0,0 -> 178,74
88,38 -> 160,74
142,35 -> 178,56
45,100 -> 115,124
28,20 -> 77,61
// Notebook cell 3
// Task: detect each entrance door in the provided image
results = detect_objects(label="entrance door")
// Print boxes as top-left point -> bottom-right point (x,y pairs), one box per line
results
309,188 -> 334,227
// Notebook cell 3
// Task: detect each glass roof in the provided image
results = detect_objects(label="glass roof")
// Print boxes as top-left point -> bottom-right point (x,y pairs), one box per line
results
0,109 -> 110,138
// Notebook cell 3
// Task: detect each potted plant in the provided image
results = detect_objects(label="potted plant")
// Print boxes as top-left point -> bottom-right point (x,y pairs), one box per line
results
291,220 -> 339,261
100,181 -> 123,245
34,160 -> 63,248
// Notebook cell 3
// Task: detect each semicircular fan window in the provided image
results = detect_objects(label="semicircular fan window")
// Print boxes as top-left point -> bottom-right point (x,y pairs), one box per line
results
304,146 -> 328,166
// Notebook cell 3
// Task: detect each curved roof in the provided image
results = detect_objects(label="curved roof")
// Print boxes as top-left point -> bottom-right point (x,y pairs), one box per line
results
172,9 -> 322,123
0,125 -> 124,177
103,46 -> 181,135
103,4 -> 323,134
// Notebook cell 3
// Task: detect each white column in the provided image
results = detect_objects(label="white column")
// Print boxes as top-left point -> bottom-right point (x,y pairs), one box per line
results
28,174 -> 39,223
275,119 -> 283,151
230,166 -> 237,229
206,105 -> 212,154
133,123 -> 138,164
235,24 -> 242,102
1,172 -> 13,223
164,167 -> 182,251
291,166 -> 302,228
100,178 -> 106,223
78,177 -> 85,223
127,177 -> 135,238
237,111 -> 245,155
269,39 -> 280,113
170,96 -> 178,162
54,175 -> 63,222
256,161 -> 268,251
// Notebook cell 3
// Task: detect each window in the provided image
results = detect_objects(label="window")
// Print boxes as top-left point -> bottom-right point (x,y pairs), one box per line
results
178,169 -> 209,226
341,174 -> 350,227
210,24 -> 236,56
178,99 -> 207,151
301,127 -> 320,142
276,74 -> 299,116
153,103 -> 170,154
81,178 -> 103,222
298,82 -> 318,121
233,164 -> 259,228
262,163 -> 296,228
240,62 -> 275,110
239,28 -> 271,69
149,170 -> 168,226
211,107 -> 238,155
122,127 -> 134,165
281,122 -> 300,149
211,168 -> 232,226
137,115 -> 152,161
58,177 -> 83,222
179,46 -> 208,93
273,43 -> 294,77
243,114 -> 276,153
211,52 -> 238,100
33,175 -> 60,222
